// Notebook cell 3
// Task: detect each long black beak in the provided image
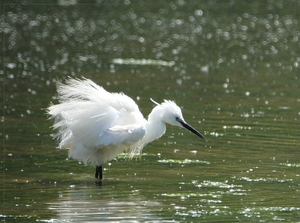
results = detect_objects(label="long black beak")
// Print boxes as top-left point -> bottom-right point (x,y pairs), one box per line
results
180,120 -> 207,141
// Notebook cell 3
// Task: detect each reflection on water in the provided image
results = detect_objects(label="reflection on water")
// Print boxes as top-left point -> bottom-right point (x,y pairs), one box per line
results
2,0 -> 300,222
112,58 -> 175,67
48,186 -> 165,223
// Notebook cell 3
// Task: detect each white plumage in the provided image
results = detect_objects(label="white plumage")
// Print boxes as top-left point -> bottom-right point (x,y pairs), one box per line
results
47,77 -> 206,179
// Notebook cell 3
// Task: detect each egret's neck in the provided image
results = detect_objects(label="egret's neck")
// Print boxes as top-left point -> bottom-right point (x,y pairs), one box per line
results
143,107 -> 166,144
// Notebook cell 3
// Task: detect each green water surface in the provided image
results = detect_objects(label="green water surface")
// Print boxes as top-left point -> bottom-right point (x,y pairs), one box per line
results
2,1 -> 300,222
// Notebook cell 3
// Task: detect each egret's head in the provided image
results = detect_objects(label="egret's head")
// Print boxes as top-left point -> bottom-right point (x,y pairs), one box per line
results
150,99 -> 206,141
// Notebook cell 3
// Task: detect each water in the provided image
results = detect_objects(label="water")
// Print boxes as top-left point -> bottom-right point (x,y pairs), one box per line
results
2,0 -> 300,222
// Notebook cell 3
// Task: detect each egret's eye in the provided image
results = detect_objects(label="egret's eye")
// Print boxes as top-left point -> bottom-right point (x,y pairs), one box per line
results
175,117 -> 180,121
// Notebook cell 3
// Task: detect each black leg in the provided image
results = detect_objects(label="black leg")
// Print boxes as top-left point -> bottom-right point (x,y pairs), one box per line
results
95,165 -> 103,179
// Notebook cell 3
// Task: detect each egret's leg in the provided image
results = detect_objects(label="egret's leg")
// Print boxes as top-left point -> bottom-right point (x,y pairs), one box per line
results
95,165 -> 103,179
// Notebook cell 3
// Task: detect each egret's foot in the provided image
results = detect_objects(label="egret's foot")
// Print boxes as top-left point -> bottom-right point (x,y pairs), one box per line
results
95,165 -> 103,179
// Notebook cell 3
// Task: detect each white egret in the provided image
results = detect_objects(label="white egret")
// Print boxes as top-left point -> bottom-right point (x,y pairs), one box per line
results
47,77 -> 206,179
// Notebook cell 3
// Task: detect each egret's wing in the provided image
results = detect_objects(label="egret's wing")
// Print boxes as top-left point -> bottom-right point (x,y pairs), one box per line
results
55,78 -> 140,114
99,124 -> 146,147
47,78 -> 145,150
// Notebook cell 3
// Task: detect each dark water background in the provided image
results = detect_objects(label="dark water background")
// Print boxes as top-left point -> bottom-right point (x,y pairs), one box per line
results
2,0 -> 300,222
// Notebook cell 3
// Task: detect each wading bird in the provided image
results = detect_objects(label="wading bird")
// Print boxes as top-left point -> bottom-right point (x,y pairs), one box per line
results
47,77 -> 206,179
